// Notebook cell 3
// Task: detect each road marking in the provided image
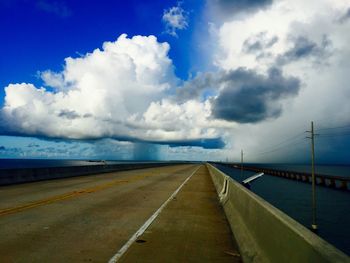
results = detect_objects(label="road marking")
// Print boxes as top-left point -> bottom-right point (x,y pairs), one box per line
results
108,165 -> 201,263
0,168 -> 183,217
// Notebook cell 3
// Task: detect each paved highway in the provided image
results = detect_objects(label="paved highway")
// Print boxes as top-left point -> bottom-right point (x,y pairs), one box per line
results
0,164 -> 239,262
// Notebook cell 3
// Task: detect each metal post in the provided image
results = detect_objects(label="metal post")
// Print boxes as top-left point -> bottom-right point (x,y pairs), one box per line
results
241,149 -> 244,177
310,121 -> 318,231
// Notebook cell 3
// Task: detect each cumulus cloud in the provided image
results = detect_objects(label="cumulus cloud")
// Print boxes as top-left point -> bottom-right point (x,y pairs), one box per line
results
162,2 -> 189,37
1,34 -> 175,140
0,34 -> 227,149
130,99 -> 232,145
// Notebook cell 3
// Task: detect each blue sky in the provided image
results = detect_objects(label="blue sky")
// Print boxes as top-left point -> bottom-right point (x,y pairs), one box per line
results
0,0 -> 204,97
0,0 -> 350,163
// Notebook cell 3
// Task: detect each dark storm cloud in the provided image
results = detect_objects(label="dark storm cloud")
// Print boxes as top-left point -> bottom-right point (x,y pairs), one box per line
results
212,67 -> 300,123
242,32 -> 278,54
277,35 -> 332,65
176,66 -> 300,124
166,138 -> 225,149
1,107 -> 225,150
282,37 -> 316,59
133,138 -> 225,161
210,0 -> 273,18
0,116 -> 226,150
133,140 -> 229,159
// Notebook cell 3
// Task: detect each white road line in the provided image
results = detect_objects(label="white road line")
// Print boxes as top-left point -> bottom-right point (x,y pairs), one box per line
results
108,165 -> 201,263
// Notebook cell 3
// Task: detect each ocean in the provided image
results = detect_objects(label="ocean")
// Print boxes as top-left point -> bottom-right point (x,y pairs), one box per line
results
246,163 -> 350,177
215,163 -> 350,256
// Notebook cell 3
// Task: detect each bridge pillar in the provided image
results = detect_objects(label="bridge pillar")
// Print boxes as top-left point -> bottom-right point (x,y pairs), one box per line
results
319,177 -> 326,186
339,180 -> 348,190
328,178 -> 336,188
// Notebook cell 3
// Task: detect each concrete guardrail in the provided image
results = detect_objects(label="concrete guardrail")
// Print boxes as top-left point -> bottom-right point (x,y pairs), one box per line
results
206,163 -> 349,263
0,162 -> 184,186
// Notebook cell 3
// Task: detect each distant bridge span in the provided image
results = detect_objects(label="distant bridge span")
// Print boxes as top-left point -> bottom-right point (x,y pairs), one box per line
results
218,163 -> 350,191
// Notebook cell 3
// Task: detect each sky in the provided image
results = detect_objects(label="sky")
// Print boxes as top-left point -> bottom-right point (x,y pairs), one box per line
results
0,0 -> 349,163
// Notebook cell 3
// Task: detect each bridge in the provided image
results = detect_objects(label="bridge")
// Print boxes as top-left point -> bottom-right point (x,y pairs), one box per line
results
220,163 -> 350,191
0,163 -> 348,262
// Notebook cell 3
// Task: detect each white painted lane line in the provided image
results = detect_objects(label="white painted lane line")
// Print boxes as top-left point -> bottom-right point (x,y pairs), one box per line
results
108,165 -> 201,263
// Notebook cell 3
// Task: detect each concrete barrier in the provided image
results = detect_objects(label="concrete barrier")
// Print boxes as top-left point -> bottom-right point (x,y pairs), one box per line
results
0,162 -> 185,186
206,163 -> 349,263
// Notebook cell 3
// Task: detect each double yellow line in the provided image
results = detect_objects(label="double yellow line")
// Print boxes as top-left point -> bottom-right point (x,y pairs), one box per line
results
0,172 -> 156,217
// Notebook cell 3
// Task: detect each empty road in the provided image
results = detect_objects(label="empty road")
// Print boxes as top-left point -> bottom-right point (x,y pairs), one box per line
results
0,164 -> 239,262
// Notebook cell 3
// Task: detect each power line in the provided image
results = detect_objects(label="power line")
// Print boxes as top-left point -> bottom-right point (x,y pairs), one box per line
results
317,124 -> 350,131
248,132 -> 305,156
248,138 -> 306,157
241,121 -> 350,160
312,115 -> 350,127
318,133 -> 350,138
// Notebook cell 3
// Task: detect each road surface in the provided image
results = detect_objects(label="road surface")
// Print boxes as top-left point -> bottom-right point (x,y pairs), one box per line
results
0,164 -> 239,262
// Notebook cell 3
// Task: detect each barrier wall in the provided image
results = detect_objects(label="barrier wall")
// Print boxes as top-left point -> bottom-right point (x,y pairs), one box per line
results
0,162 -> 183,186
206,163 -> 349,263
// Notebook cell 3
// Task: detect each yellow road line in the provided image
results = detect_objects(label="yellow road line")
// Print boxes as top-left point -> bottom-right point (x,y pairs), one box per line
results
0,172 -> 156,217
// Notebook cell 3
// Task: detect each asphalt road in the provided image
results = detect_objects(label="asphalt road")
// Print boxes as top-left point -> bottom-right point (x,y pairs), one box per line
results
0,164 -> 201,262
118,165 -> 240,263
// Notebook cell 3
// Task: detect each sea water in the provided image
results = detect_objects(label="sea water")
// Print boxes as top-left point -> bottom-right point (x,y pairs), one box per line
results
215,163 -> 350,256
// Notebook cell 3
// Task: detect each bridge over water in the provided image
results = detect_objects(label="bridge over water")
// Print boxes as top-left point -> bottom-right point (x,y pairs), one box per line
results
0,164 -> 348,262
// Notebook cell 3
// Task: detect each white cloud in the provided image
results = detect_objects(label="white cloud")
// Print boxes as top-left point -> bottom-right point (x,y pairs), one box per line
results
134,99 -> 232,141
208,0 -> 350,162
1,34 -> 225,145
162,2 -> 188,37
2,35 -> 175,139
216,0 -> 348,71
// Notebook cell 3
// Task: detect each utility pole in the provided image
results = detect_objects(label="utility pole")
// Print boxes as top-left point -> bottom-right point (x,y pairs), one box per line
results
241,149 -> 244,177
307,121 -> 318,231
